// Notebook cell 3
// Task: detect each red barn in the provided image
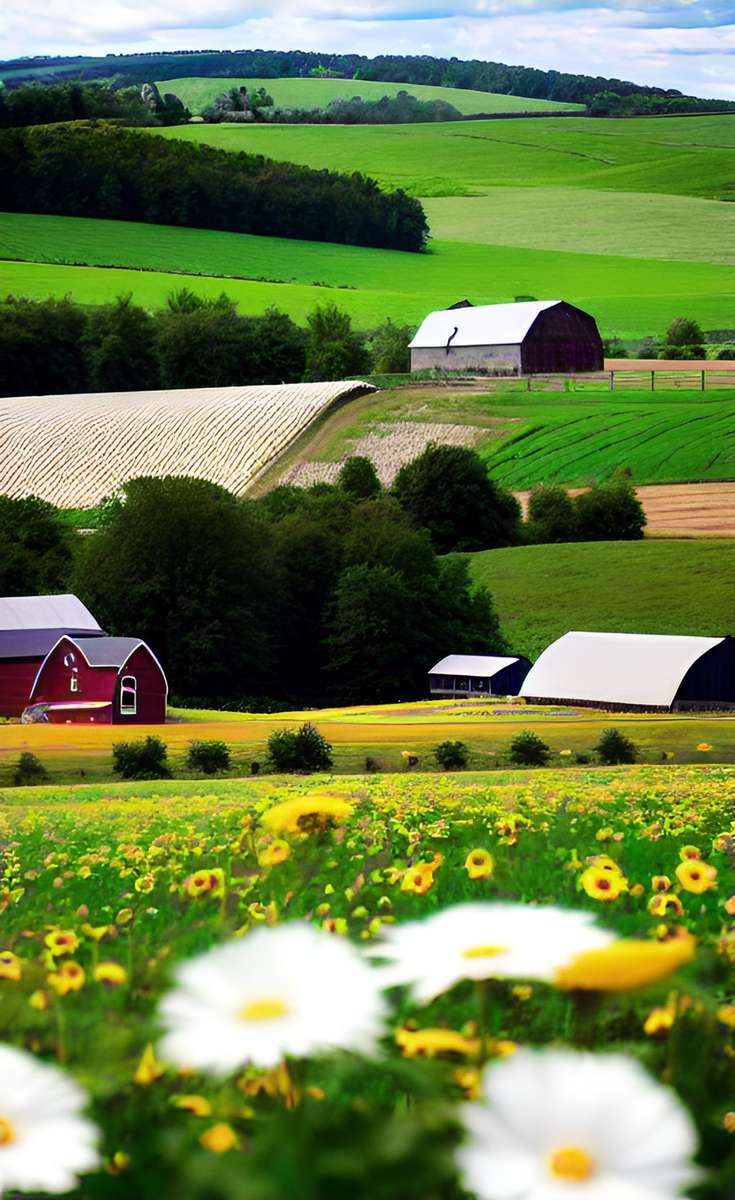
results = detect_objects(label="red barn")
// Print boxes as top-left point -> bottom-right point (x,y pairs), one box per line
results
28,635 -> 168,725
0,594 -> 104,718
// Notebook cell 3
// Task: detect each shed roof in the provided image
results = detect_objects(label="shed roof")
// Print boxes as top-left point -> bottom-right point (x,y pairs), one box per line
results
0,629 -> 104,660
520,631 -> 725,708
409,301 -> 561,349
430,654 -> 523,677
0,595 -> 100,633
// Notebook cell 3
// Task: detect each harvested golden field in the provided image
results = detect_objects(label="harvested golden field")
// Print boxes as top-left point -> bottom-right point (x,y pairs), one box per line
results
0,381 -> 374,507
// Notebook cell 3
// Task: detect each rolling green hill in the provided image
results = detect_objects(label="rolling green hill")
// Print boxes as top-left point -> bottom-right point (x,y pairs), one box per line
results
466,539 -> 735,659
159,76 -> 583,116
154,114 -> 735,199
2,212 -> 733,339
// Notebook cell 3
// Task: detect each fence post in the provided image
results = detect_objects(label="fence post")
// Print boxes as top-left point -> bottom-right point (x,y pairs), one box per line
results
651,370 -> 655,391
610,370 -> 614,391
701,370 -> 705,392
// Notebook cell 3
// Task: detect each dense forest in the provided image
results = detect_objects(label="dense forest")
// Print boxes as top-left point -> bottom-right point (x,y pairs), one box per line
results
268,92 -> 463,125
0,48 -> 695,105
0,124 -> 428,251
0,79 -> 191,127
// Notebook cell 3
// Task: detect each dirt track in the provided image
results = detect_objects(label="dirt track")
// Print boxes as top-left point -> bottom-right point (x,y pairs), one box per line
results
517,482 -> 735,536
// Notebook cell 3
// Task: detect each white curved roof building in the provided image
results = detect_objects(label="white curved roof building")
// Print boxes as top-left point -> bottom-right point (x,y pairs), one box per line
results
520,631 -> 735,710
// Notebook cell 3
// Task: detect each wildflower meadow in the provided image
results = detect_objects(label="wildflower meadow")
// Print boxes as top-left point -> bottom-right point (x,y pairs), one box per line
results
0,765 -> 733,1199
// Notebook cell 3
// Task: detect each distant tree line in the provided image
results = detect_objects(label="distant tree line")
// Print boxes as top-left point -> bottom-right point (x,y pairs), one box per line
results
0,294 -> 412,398
0,48 -> 698,107
0,124 -> 428,252
588,91 -> 735,117
267,92 -> 463,125
0,80 -> 158,126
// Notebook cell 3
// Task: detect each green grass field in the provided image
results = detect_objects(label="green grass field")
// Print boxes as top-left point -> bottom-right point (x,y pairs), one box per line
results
2,212 -> 733,338
159,76 -> 583,116
154,114 -> 735,199
468,538 -> 735,658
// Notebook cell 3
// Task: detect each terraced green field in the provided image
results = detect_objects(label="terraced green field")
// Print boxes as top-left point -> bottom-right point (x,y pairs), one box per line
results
2,212 -> 733,338
154,114 -> 735,199
467,538 -> 735,658
160,76 -> 582,115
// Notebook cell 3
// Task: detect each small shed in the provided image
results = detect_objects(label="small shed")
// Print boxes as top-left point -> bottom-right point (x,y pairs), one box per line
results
409,300 -> 603,375
29,635 -> 168,724
0,594 -> 104,718
520,631 -> 735,711
429,654 -> 531,698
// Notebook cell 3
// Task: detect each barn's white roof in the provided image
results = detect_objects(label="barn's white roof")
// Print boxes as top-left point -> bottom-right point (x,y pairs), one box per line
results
409,301 -> 561,349
0,594 -> 101,632
430,654 -> 522,676
520,631 -> 725,708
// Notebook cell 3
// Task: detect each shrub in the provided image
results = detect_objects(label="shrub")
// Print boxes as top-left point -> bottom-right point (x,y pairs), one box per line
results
113,735 -> 171,780
338,456 -> 382,500
526,484 -> 577,544
266,722 -> 334,773
508,730 -> 551,766
595,728 -> 637,765
435,740 -> 469,770
186,739 -> 231,775
574,475 -> 645,542
13,751 -> 48,786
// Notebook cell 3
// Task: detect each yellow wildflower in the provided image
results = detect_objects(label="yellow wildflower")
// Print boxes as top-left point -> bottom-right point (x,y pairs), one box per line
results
401,860 -> 440,895
396,1027 -> 480,1059
94,962 -> 128,987
725,895 -> 735,916
134,874 -> 155,894
724,1113 -> 735,1134
651,876 -> 671,893
257,840 -> 291,867
675,860 -> 717,894
679,845 -> 701,861
200,1124 -> 238,1153
172,1095 -> 212,1117
580,866 -> 627,901
44,930 -> 79,956
134,1043 -> 166,1086
81,924 -> 110,942
696,743 -> 712,752
184,869 -> 225,899
261,794 -> 353,835
29,989 -> 48,1011
453,1067 -> 482,1099
555,935 -> 695,992
717,1004 -> 735,1030
0,951 -> 22,982
464,849 -> 494,881
48,961 -> 85,995
643,1003 -> 676,1036
648,893 -> 684,918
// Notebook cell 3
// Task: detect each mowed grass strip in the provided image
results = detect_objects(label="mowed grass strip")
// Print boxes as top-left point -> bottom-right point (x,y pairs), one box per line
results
153,114 -> 735,198
467,537 -> 735,659
159,76 -> 583,116
3,215 -> 734,338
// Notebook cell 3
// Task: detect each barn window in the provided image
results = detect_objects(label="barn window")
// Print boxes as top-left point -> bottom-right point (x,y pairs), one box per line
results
120,676 -> 137,715
70,673 -> 79,694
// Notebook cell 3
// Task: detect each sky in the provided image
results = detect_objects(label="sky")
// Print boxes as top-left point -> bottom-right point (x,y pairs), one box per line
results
3,1 -> 735,99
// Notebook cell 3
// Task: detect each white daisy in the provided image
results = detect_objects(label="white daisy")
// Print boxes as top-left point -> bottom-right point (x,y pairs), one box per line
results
367,902 -> 615,1003
458,1048 -> 700,1200
0,1044 -> 99,1195
158,922 -> 387,1073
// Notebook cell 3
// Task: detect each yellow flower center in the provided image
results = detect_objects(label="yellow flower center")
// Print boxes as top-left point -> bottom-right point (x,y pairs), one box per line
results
548,1146 -> 595,1182
240,998 -> 288,1022
0,1118 -> 15,1147
462,944 -> 509,959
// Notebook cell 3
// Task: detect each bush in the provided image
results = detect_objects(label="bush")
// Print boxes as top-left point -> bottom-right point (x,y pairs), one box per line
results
508,730 -> 551,766
13,751 -> 48,786
595,728 -> 637,765
186,740 -> 231,775
113,735 -> 171,780
338,456 -> 382,500
526,484 -> 577,544
574,475 -> 645,542
434,740 -> 469,770
266,722 -> 334,773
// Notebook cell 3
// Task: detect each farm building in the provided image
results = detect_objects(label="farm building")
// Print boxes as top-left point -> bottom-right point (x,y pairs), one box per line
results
409,300 -> 603,375
28,635 -> 167,725
0,594 -> 167,723
520,631 -> 735,711
429,654 -> 531,698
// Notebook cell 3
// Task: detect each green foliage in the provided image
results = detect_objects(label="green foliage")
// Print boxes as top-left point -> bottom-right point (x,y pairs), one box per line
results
508,730 -> 551,766
660,316 -> 706,359
266,721 -> 334,773
304,303 -> 371,381
0,295 -> 87,398
392,445 -> 521,554
112,735 -> 171,780
185,739 -> 231,775
595,728 -> 638,765
434,740 -> 469,770
0,123 -> 428,252
84,294 -> 161,392
0,495 -> 71,594
574,475 -> 646,542
0,79 -> 153,127
13,751 -> 48,786
270,90 -> 462,125
337,456 -> 382,500
368,319 -> 412,374
526,485 -> 577,544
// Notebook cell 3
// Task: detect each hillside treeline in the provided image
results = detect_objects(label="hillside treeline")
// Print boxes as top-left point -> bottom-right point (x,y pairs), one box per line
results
0,125 -> 428,251
0,48 -> 692,106
0,80 -> 154,126
588,91 -> 735,117
2,477 -> 506,706
0,295 -> 411,398
268,92 -> 462,125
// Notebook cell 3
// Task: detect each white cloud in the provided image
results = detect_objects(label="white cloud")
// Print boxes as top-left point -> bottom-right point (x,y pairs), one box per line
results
2,2 -> 735,98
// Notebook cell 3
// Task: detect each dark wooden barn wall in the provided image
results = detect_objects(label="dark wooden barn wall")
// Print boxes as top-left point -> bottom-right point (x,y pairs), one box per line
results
674,638 -> 735,707
521,302 -> 603,374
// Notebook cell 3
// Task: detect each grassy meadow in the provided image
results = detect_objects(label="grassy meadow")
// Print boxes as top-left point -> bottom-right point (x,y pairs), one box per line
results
467,538 -> 735,659
0,766 -> 732,1196
2,212 -> 733,339
159,76 -> 583,115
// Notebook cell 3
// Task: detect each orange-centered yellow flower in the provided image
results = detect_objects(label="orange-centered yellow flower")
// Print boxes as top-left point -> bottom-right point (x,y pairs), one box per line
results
464,849 -> 494,881
580,866 -> 626,901
0,951 -> 22,982
257,839 -> 291,867
651,875 -> 671,893
185,869 -> 225,899
44,930 -> 79,956
648,893 -> 684,918
93,962 -> 127,987
675,860 -> 717,894
555,936 -> 695,992
401,860 -> 441,895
